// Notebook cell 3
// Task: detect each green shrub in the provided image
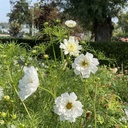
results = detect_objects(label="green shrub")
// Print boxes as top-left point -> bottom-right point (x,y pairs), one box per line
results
88,41 -> 128,70
0,37 -> 43,48
1,37 -> 128,70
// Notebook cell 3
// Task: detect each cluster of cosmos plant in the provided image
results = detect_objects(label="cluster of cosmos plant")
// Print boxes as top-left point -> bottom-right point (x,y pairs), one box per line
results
0,20 -> 99,123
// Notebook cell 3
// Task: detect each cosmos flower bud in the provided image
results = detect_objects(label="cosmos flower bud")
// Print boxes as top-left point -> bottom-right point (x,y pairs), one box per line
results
1,112 -> 7,118
4,95 -> 10,101
43,54 -> 49,59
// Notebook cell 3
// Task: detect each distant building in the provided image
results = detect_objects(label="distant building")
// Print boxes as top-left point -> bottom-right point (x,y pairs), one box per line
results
1,28 -> 9,33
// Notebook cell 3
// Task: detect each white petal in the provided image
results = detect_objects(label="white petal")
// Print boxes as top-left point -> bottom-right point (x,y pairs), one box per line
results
86,52 -> 93,59
18,66 -> 39,101
74,69 -> 80,75
91,65 -> 98,74
60,43 -> 65,49
92,58 -> 99,65
70,92 -> 77,101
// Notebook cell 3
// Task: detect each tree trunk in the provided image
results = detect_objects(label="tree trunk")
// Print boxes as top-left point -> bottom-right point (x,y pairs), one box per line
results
94,17 -> 114,42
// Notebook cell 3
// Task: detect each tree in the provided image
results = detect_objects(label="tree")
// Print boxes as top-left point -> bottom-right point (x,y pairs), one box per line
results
8,0 -> 31,25
9,21 -> 23,37
56,0 -> 128,42
117,11 -> 128,34
33,1 -> 59,30
8,0 -> 31,36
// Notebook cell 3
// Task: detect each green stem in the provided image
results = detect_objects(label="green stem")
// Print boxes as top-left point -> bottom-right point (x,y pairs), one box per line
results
70,122 -> 73,128
94,84 -> 97,128
20,97 -> 32,119
8,67 -> 32,119
60,48 -> 64,63
9,83 -> 32,119
39,71 -> 56,99
80,77 -> 97,127
60,121 -> 63,128
39,86 -> 56,99
80,77 -> 93,103
50,34 -> 56,62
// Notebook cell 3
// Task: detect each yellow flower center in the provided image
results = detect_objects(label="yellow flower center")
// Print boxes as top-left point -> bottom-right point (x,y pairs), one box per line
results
68,44 -> 76,52
68,23 -> 74,27
81,60 -> 88,67
66,102 -> 73,109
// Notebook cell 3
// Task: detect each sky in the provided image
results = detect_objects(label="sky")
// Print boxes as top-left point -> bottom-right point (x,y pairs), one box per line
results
0,0 -> 38,22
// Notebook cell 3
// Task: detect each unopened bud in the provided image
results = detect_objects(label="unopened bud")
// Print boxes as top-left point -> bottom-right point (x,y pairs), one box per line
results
11,114 -> 17,119
32,50 -> 37,54
0,120 -> 5,125
1,112 -> 7,118
43,54 -> 49,59
4,95 -> 10,101
56,19 -> 60,23
44,22 -> 49,26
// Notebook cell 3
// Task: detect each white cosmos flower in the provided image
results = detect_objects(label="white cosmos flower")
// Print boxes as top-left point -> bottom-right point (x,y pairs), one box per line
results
0,86 -> 4,100
54,92 -> 83,123
72,52 -> 99,78
60,36 -> 82,56
18,66 -> 39,101
65,20 -> 76,28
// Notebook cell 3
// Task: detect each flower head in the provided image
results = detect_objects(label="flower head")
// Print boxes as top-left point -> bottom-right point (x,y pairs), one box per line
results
60,36 -> 82,56
72,52 -> 99,78
54,92 -> 83,122
0,86 -> 4,100
65,20 -> 76,28
18,66 -> 39,101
